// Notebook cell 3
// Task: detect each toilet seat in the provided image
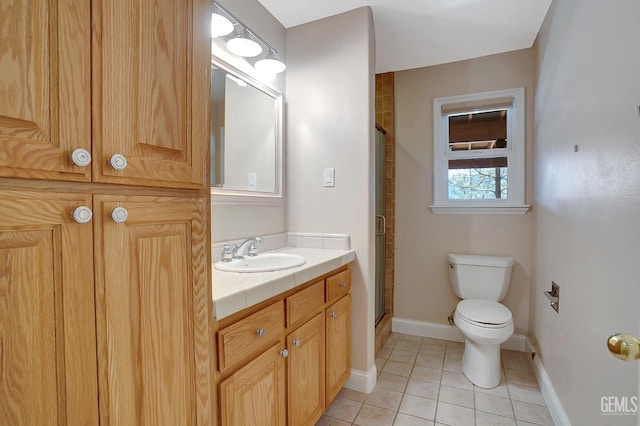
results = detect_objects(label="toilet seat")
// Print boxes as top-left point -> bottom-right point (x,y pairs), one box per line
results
456,299 -> 512,328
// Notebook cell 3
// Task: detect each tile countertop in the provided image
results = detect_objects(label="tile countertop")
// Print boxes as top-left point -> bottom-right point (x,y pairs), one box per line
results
212,247 -> 356,321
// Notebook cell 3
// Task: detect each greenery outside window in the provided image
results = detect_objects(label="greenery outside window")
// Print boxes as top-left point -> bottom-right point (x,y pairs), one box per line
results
431,87 -> 529,214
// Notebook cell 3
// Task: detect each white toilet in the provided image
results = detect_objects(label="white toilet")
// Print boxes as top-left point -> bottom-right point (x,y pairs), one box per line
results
448,253 -> 514,388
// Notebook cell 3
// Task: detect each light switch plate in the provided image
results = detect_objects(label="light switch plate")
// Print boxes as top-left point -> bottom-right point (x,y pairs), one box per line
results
323,168 -> 335,187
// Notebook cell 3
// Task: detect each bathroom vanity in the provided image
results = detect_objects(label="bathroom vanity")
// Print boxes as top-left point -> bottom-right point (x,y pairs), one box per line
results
212,248 -> 355,425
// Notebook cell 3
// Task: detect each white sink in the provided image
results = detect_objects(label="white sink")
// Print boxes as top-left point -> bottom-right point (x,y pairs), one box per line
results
215,253 -> 306,273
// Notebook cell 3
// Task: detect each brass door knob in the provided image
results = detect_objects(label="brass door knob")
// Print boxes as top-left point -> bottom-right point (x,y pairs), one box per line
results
607,333 -> 640,361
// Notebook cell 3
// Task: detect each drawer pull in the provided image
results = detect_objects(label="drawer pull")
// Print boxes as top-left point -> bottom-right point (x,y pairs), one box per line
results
280,349 -> 289,358
340,282 -> 347,288
256,328 -> 266,337
292,339 -> 301,348
329,312 -> 337,319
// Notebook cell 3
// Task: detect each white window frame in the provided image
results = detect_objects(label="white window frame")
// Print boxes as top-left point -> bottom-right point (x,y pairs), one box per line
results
431,87 -> 529,215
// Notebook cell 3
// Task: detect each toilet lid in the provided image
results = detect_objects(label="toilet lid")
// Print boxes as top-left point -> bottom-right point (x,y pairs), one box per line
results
456,299 -> 512,325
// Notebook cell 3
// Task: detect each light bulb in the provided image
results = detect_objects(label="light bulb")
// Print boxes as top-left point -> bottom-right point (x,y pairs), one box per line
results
211,13 -> 233,38
226,31 -> 262,57
255,51 -> 286,74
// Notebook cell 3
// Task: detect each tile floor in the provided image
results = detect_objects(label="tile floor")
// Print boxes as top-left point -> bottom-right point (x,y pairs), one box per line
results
317,333 -> 554,426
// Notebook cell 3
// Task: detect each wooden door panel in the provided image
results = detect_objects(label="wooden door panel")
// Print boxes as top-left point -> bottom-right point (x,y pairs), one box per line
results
288,313 -> 325,426
219,343 -> 286,426
0,1 -> 91,180
326,294 -> 351,404
0,191 -> 98,425
94,195 -> 211,425
92,0 -> 209,188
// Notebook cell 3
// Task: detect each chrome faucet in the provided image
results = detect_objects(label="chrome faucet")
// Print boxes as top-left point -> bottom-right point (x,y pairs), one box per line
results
232,237 -> 263,259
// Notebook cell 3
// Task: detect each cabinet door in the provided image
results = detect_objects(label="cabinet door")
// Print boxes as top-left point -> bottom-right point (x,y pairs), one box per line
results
93,195 -> 212,425
219,343 -> 286,426
92,0 -> 210,188
0,1 -> 91,181
0,191 -> 98,425
326,294 -> 351,405
288,312 -> 325,426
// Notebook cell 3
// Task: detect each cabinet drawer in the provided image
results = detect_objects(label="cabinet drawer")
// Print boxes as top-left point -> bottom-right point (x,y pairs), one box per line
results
218,301 -> 285,372
286,280 -> 324,327
326,269 -> 351,302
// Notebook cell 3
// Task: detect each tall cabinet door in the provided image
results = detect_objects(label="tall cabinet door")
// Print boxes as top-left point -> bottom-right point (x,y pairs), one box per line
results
326,294 -> 351,405
93,195 -> 211,426
0,1 -> 92,181
288,313 -> 325,426
92,0 -> 210,188
0,191 -> 98,425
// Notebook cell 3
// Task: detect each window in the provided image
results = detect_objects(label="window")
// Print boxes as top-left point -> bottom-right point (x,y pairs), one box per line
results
431,87 -> 529,214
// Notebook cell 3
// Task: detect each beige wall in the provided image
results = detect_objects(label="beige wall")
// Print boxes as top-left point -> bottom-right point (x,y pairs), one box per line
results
286,7 -> 376,380
532,0 -> 640,423
211,0 -> 287,243
394,50 -> 535,334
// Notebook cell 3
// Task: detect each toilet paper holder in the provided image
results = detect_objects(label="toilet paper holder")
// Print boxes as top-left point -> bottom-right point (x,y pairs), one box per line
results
544,282 -> 560,313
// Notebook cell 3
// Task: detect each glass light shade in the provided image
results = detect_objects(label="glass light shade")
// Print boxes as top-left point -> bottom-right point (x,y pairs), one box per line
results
211,13 -> 234,38
255,53 -> 286,74
226,32 -> 262,57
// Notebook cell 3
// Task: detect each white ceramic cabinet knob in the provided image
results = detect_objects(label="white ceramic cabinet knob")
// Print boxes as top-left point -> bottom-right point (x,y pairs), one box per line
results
71,206 -> 93,224
70,148 -> 91,167
109,154 -> 127,171
111,207 -> 129,224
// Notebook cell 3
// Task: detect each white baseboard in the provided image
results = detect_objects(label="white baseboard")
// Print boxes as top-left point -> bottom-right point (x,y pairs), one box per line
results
529,352 -> 572,425
392,317 -> 570,425
391,317 -> 527,352
344,365 -> 377,394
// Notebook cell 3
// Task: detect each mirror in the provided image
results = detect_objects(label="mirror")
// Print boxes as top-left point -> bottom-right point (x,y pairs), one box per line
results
210,57 -> 283,199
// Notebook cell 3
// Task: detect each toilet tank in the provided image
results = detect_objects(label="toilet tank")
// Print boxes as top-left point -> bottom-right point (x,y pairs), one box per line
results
448,254 -> 514,301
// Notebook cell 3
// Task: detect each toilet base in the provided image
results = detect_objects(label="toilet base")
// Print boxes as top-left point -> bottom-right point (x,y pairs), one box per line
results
461,338 -> 502,389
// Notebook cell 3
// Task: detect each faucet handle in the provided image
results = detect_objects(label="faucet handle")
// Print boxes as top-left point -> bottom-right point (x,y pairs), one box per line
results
221,243 -> 234,262
247,238 -> 263,257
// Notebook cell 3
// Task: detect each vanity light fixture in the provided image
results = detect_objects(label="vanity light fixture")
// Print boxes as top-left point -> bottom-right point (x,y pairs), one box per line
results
254,49 -> 286,74
213,2 -> 286,73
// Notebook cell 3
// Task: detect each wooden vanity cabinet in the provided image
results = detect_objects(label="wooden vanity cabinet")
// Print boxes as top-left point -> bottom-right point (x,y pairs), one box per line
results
216,266 -> 352,426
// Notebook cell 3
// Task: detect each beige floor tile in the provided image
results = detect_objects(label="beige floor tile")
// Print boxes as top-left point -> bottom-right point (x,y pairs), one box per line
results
324,396 -> 363,422
383,360 -> 414,377
475,392 -> 514,418
438,385 -> 474,409
405,378 -> 440,400
385,334 -> 400,348
366,386 -> 404,411
415,352 -> 444,369
395,340 -> 421,353
315,415 -> 352,426
393,412 -> 434,425
443,357 -> 462,373
421,337 -> 448,347
391,349 -> 419,364
474,378 -> 510,398
435,401 -> 475,426
377,346 -> 392,360
505,368 -> 539,388
512,400 -> 554,426
508,384 -> 546,406
398,394 -> 437,420
444,346 -> 463,360
502,350 -> 533,372
399,334 -> 423,343
338,387 -> 368,403
475,411 -> 517,426
411,365 -> 443,383
377,372 -> 410,392
376,357 -> 388,373
354,404 -> 396,426
419,343 -> 446,356
445,341 -> 464,350
440,370 -> 473,390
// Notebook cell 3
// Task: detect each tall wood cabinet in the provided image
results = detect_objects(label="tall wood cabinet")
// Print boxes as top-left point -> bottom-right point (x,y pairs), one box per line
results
0,0 -> 212,424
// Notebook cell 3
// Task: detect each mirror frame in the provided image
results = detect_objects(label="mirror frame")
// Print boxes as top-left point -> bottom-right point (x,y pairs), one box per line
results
210,56 -> 284,203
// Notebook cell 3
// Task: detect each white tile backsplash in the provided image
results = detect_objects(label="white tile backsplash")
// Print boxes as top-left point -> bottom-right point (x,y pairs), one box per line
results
212,232 -> 351,262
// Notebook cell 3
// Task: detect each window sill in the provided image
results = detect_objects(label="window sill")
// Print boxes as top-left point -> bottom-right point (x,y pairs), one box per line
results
429,205 -> 530,215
